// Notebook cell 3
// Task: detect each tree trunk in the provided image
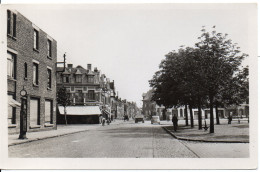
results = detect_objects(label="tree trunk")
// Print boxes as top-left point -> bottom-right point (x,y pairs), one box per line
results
185,104 -> 189,126
64,107 -> 68,125
215,103 -> 220,125
189,104 -> 194,128
209,95 -> 214,133
198,97 -> 202,130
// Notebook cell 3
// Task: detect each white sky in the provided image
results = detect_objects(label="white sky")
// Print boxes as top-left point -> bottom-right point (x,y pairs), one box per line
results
4,3 -> 255,107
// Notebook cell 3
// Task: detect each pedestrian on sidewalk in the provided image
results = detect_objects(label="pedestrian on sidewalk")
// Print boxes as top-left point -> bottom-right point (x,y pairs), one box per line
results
102,117 -> 106,126
172,115 -> 178,131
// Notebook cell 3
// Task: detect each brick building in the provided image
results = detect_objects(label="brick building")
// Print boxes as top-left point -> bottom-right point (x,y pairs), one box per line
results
56,64 -> 102,124
7,9 -> 57,134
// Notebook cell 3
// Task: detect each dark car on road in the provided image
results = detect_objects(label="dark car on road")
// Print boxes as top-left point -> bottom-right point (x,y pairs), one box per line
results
135,115 -> 144,123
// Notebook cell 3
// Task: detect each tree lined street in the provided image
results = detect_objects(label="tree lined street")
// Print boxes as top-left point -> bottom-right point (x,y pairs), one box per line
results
9,120 -> 249,158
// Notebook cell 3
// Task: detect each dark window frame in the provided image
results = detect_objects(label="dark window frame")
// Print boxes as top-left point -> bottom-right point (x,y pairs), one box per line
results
88,90 -> 95,100
7,10 -> 11,35
8,93 -> 16,125
45,99 -> 53,124
63,75 -> 69,83
7,51 -> 16,79
88,75 -> 94,83
75,75 -> 82,83
33,63 -> 39,86
24,62 -> 27,79
30,97 -> 40,125
33,29 -> 39,50
12,13 -> 16,38
47,39 -> 52,58
47,68 -> 52,89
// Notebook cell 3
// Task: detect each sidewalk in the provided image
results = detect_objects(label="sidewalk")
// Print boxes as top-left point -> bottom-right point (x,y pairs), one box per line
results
8,119 -> 125,146
163,119 -> 249,143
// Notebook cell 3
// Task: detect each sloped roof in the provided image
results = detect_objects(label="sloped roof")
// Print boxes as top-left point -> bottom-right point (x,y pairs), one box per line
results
62,68 -> 71,75
75,69 -> 83,75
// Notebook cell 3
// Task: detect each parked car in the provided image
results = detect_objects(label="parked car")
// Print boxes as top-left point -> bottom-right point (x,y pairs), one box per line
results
135,115 -> 144,123
151,116 -> 160,124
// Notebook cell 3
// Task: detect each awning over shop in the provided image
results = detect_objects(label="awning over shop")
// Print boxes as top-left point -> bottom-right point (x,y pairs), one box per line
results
8,98 -> 21,107
58,106 -> 102,116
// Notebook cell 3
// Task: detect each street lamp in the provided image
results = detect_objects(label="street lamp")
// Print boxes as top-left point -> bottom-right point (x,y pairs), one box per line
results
18,86 -> 28,139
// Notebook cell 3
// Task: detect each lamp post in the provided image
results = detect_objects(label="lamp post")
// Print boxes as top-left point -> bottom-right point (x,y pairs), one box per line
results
18,86 -> 28,139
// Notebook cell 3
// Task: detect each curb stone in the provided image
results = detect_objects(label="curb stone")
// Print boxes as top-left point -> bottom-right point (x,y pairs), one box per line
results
162,127 -> 249,144
8,122 -> 123,147
8,129 -> 90,147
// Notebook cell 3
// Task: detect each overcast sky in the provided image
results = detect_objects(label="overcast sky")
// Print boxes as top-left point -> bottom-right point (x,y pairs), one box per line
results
6,4 -> 254,107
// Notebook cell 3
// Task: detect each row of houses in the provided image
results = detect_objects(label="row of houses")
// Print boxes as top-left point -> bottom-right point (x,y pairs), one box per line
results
6,9 -> 139,134
56,63 -> 139,124
142,90 -> 249,121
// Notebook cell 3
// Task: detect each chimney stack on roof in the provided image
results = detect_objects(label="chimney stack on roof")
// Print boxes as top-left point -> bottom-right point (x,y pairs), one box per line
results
87,64 -> 92,71
94,67 -> 98,72
68,64 -> 73,68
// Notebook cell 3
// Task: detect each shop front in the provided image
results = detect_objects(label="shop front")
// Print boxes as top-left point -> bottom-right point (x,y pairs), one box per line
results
57,105 -> 102,124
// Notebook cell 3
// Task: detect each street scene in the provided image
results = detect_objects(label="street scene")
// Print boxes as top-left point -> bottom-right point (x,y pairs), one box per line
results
9,119 -> 248,158
3,3 -> 255,165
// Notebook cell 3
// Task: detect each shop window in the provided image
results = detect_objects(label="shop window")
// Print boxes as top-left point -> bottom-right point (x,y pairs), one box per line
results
45,100 -> 53,124
30,98 -> 40,126
8,94 -> 16,125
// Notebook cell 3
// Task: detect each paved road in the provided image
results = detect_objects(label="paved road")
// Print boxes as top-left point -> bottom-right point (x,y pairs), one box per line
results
8,121 -> 249,158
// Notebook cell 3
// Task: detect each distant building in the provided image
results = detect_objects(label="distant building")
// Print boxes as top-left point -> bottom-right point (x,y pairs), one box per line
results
142,90 -> 157,119
142,90 -> 249,121
7,9 -> 57,134
56,64 -> 102,124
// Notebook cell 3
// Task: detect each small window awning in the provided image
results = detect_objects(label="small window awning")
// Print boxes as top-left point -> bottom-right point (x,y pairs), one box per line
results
8,98 -> 21,107
58,106 -> 102,116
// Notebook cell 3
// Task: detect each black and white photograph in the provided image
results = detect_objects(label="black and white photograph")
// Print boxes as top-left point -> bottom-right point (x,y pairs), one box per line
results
0,2 -> 258,170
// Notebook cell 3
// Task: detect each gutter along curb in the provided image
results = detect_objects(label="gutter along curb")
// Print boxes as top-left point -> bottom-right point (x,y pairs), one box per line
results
163,127 -> 249,144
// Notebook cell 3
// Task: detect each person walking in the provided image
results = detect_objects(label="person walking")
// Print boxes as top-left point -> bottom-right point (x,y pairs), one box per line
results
172,115 -> 178,131
102,117 -> 106,126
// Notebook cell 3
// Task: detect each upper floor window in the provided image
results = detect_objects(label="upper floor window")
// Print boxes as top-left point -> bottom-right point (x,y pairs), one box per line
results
88,90 -> 95,100
7,10 -> 11,35
33,29 -> 39,50
12,13 -> 16,37
33,63 -> 39,86
88,76 -> 94,83
76,75 -> 82,83
47,39 -> 52,58
63,75 -> 69,83
7,10 -> 16,38
47,68 -> 52,89
7,52 -> 15,79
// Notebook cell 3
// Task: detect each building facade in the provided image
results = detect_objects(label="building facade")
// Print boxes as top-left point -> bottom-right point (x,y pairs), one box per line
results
7,9 -> 57,134
56,64 -> 102,124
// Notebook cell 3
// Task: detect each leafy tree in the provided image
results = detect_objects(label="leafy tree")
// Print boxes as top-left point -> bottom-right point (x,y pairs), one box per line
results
195,26 -> 247,133
57,86 -> 71,125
